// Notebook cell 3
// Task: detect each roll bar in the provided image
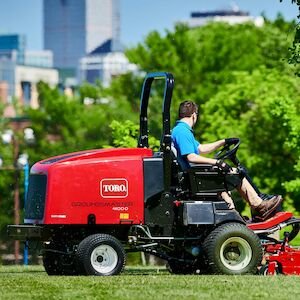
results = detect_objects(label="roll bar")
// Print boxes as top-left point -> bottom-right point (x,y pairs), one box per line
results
138,72 -> 174,149
137,72 -> 175,192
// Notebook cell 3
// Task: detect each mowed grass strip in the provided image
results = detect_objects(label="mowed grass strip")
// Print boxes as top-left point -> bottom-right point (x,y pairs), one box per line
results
0,265 -> 299,300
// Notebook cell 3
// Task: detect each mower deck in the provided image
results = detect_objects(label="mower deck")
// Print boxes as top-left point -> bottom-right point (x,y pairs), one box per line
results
247,212 -> 300,275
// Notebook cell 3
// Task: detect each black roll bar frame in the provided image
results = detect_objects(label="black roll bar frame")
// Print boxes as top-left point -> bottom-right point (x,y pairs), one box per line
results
137,72 -> 175,192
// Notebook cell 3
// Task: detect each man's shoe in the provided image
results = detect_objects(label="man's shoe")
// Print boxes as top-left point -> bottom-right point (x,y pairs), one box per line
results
259,193 -> 275,201
253,195 -> 283,221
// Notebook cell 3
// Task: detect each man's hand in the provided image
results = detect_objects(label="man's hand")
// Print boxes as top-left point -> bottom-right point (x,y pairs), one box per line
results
225,137 -> 239,146
216,159 -> 232,173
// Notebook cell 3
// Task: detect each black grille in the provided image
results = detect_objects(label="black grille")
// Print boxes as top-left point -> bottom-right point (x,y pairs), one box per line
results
25,175 -> 47,220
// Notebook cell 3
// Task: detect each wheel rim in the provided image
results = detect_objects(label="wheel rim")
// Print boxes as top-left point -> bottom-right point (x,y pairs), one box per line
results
220,237 -> 252,271
90,244 -> 118,274
260,264 -> 279,276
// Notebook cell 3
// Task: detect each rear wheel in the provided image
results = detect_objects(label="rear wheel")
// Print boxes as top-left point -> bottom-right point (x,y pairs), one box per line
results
76,234 -> 126,276
203,223 -> 262,275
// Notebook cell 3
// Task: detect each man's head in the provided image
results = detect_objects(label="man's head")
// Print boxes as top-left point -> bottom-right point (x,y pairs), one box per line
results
178,100 -> 198,118
178,100 -> 199,127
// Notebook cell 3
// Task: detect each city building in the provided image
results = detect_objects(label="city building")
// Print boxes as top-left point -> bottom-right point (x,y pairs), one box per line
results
0,34 -> 58,115
186,6 -> 264,28
0,34 -> 26,64
24,50 -> 53,68
0,60 -> 58,112
43,0 -> 120,75
78,39 -> 137,87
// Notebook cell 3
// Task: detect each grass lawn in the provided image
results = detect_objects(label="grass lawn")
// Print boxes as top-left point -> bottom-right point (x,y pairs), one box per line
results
0,265 -> 299,300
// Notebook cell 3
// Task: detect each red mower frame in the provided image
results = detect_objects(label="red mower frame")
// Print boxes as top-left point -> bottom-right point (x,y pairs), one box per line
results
248,212 -> 300,275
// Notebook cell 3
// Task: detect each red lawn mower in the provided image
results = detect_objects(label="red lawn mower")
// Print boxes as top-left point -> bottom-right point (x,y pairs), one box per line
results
7,72 -> 300,276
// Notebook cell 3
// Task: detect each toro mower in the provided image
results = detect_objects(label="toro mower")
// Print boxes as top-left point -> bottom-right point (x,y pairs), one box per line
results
7,72 -> 300,276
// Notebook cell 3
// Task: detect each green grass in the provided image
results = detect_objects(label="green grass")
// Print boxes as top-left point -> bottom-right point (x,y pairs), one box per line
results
0,266 -> 300,300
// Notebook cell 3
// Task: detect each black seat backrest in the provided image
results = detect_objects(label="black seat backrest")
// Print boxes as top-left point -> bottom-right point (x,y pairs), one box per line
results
171,143 -> 227,197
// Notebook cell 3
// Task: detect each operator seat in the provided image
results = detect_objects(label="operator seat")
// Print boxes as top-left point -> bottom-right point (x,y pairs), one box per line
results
171,143 -> 233,199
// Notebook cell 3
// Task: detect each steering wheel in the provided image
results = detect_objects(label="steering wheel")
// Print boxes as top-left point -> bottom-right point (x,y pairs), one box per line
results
214,138 -> 241,165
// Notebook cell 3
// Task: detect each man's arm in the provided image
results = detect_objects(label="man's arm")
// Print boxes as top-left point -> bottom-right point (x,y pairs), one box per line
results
187,152 -> 232,172
198,139 -> 225,154
186,153 -> 217,165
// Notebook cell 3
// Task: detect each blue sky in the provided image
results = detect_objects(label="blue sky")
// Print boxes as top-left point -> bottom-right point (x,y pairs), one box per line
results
0,0 -> 297,50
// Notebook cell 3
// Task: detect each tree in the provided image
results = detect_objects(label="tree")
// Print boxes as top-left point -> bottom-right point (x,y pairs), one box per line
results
26,82 -> 136,163
281,0 -> 300,74
201,67 -> 300,211
110,120 -> 159,150
0,105 -> 15,238
126,21 -> 293,102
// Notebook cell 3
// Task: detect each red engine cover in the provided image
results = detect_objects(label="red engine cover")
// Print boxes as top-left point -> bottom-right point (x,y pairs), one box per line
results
28,148 -> 153,225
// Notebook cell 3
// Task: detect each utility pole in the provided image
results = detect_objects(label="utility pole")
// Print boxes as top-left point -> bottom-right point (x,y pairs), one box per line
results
1,118 -> 33,264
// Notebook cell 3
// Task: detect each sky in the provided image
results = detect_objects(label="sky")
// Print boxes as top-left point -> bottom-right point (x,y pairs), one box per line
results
0,0 -> 298,50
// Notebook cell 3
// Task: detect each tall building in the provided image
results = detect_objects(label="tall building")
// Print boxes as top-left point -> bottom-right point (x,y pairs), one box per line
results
43,0 -> 120,73
0,34 -> 26,64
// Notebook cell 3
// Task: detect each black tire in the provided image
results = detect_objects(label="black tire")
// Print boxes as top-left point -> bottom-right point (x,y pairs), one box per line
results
43,242 -> 78,276
287,223 -> 300,243
259,264 -> 280,276
76,234 -> 126,276
203,223 -> 262,275
43,250 -> 63,275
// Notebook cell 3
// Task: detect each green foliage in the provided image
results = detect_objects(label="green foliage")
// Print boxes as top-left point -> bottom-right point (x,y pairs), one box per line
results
78,80 -> 104,103
26,81 -> 136,163
107,73 -> 144,113
0,106 -> 24,235
281,0 -> 300,74
109,120 -> 139,148
127,22 -> 293,102
201,67 -> 300,210
110,120 -> 160,151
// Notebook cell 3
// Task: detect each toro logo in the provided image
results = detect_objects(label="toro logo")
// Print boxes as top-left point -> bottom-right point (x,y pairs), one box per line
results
100,178 -> 128,198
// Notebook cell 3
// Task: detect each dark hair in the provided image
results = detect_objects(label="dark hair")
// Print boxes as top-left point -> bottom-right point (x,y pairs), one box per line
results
178,101 -> 198,119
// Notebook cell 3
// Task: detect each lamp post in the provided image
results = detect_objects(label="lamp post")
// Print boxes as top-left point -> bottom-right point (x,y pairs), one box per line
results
23,162 -> 29,265
12,134 -> 20,263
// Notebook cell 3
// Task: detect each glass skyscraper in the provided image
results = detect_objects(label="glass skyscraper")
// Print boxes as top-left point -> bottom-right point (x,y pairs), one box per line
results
43,0 -> 120,71
0,34 -> 26,64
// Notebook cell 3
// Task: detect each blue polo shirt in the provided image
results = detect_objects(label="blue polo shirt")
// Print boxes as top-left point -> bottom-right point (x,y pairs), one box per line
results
171,121 -> 200,169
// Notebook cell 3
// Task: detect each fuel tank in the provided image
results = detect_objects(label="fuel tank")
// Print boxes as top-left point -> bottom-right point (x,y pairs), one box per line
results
24,148 -> 153,225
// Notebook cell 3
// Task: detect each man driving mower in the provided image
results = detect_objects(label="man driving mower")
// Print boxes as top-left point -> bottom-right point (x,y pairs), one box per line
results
171,100 -> 283,221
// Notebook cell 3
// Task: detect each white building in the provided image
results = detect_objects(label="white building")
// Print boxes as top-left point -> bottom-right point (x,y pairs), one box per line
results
24,50 -> 53,68
186,7 -> 264,28
0,59 -> 58,113
78,39 -> 137,87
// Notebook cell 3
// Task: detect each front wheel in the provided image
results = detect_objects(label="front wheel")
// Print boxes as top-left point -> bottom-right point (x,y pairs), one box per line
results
203,223 -> 262,275
76,234 -> 126,276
